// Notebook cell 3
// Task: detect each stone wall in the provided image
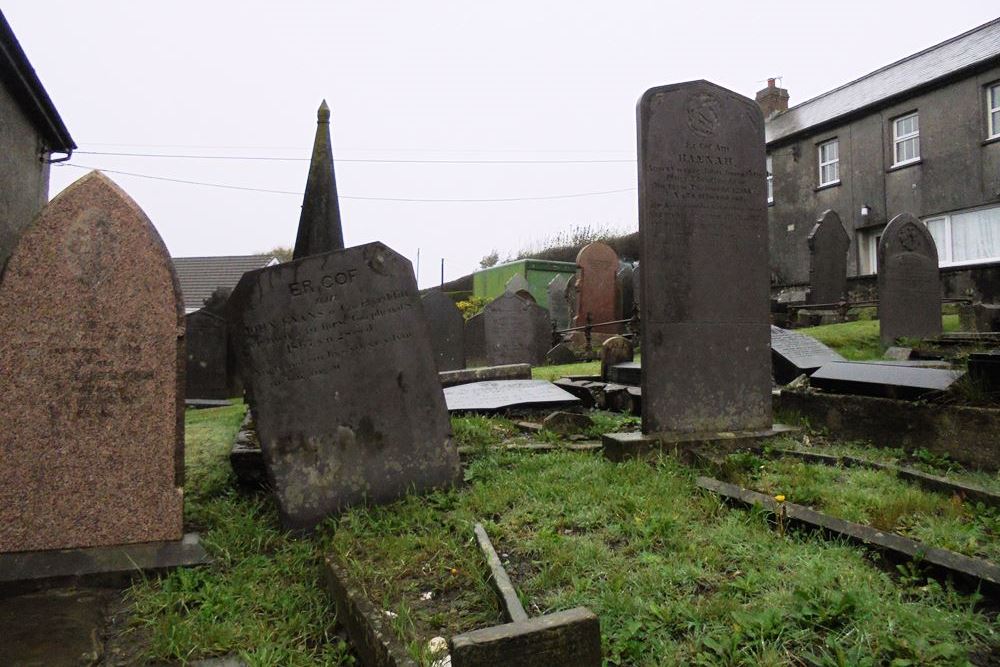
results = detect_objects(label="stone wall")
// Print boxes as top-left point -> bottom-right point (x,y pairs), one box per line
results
0,83 -> 49,271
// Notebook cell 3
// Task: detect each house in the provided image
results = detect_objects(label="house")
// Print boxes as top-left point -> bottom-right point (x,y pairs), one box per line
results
0,9 -> 75,271
172,254 -> 278,313
761,17 -> 1000,302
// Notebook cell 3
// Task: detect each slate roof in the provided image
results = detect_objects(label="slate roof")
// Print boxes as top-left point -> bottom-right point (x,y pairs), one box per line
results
0,10 -> 75,153
172,254 -> 277,313
766,17 -> 1000,145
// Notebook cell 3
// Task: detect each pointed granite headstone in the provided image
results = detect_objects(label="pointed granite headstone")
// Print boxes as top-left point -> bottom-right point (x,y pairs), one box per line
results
0,172 -> 184,552
505,273 -> 536,302
807,210 -> 850,304
292,100 -> 345,259
878,212 -> 941,347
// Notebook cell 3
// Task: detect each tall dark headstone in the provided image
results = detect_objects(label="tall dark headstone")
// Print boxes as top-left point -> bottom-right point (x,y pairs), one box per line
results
231,243 -> 460,531
484,293 -> 550,366
574,242 -> 619,332
632,262 -> 641,316
0,172 -> 184,552
877,212 -> 941,347
292,100 -> 345,260
421,291 -> 465,371
464,312 -> 487,368
547,274 -> 572,330
185,308 -> 230,400
617,263 -> 635,321
807,210 -> 850,304
638,80 -> 771,433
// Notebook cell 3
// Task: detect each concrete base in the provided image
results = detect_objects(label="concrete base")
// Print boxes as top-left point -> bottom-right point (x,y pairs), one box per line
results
602,424 -> 799,462
450,608 -> 601,667
0,533 -> 210,595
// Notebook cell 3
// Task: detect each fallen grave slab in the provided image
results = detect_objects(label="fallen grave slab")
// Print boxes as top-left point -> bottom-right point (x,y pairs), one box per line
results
439,364 -> 532,388
697,476 -> 1000,598
444,380 -> 579,412
608,361 -> 640,386
770,325 -> 844,384
809,361 -> 963,400
603,424 -> 799,463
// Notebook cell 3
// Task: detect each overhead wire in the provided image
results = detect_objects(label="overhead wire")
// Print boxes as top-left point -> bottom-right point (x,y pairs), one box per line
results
74,150 -> 636,164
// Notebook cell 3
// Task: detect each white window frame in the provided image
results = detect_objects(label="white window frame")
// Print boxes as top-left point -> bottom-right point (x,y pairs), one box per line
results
858,227 -> 883,274
766,155 -> 773,204
988,83 -> 1000,140
817,139 -> 839,187
892,112 -> 920,167
923,206 -> 1000,268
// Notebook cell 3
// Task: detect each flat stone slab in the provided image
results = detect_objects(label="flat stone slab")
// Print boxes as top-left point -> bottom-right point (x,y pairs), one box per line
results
770,325 -> 843,384
603,424 -> 798,462
444,380 -> 579,412
0,533 -> 209,594
439,364 -> 532,388
0,588 -> 115,666
608,361 -> 640,386
810,361 -> 964,399
450,608 -> 602,667
185,399 -> 233,409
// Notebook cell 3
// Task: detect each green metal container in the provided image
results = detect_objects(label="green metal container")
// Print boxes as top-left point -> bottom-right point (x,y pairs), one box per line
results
472,259 -> 577,309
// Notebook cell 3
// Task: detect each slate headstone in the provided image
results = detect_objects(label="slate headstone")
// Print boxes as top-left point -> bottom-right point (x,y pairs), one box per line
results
547,274 -> 572,330
464,312 -> 487,368
231,242 -> 460,531
573,242 -> 620,332
810,361 -> 963,400
769,325 -> 844,384
546,342 -> 578,366
444,380 -> 579,411
878,212 -> 941,347
608,361 -> 641,386
807,209 -> 850,304
484,292 -> 551,367
505,274 -> 535,302
293,100 -> 345,259
0,172 -> 184,552
617,263 -> 635,321
421,291 -> 465,371
638,80 -> 771,433
600,336 -> 634,381
185,308 -> 230,399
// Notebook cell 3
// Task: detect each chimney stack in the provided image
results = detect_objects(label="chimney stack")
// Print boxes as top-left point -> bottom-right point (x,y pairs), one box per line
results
755,77 -> 789,119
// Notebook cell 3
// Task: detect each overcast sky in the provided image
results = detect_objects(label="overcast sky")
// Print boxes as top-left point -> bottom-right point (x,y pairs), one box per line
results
5,2 -> 997,287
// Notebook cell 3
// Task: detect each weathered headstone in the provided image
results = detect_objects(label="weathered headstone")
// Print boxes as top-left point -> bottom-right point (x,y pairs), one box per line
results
444,380 -> 579,411
547,274 -> 572,330
505,274 -> 536,302
293,100 -> 345,259
807,209 -> 850,304
878,212 -> 941,346
185,308 -> 230,400
617,263 -> 636,321
546,342 -> 577,366
631,262 -> 641,315
637,81 -> 771,433
770,325 -> 844,384
231,242 -> 460,531
573,242 -> 620,332
600,336 -> 634,381
464,312 -> 487,368
0,172 -> 184,552
484,293 -> 551,367
422,291 -> 465,371
810,361 -> 962,400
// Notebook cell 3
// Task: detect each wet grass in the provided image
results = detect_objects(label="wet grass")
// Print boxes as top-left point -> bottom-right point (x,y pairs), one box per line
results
801,314 -> 960,360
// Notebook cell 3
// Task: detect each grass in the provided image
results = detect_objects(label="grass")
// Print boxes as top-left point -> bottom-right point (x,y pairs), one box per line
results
532,360 -> 600,380
801,314 -> 960,360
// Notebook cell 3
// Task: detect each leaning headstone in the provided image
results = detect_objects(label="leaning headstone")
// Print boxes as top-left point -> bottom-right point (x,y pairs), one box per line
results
617,263 -> 635,321
573,242 -> 620,332
878,212 -> 941,347
444,380 -> 579,412
505,274 -> 535,302
600,336 -> 634,381
0,172 -> 184,552
770,326 -> 844,384
422,291 -> 465,371
185,308 -> 230,400
484,293 -> 551,367
807,209 -> 850,305
637,80 -> 771,433
231,242 -> 460,531
547,274 -> 572,330
293,100 -> 345,259
464,312 -> 487,368
546,342 -> 577,366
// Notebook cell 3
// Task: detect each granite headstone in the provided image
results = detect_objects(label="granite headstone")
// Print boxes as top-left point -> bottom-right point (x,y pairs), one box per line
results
484,293 -> 551,366
573,242 -> 619,332
770,325 -> 844,384
231,242 -> 460,531
421,291 -> 465,371
638,80 -> 771,433
0,172 -> 184,552
547,274 -> 572,330
877,212 -> 941,347
807,209 -> 850,304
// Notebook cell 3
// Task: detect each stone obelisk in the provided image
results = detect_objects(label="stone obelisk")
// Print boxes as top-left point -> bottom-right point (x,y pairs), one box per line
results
292,100 -> 345,259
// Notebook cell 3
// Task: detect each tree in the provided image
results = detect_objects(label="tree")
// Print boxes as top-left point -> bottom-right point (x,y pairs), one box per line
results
479,249 -> 499,268
267,246 -> 294,263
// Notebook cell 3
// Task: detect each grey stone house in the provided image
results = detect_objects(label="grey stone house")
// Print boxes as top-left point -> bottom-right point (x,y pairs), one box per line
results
761,17 -> 1000,302
0,10 -> 75,271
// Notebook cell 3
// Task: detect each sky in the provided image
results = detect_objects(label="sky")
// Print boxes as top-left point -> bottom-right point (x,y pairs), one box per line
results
5,1 -> 998,288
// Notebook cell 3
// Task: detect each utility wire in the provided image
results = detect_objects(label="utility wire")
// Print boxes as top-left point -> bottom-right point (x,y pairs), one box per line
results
78,142 -> 632,154
58,163 -> 637,202
74,150 -> 636,164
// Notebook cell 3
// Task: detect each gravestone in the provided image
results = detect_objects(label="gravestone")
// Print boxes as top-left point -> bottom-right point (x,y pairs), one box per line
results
608,361 -> 641,386
632,261 -> 641,315
770,325 -> 844,384
545,342 -> 577,365
293,100 -> 345,259
444,380 -> 579,411
505,274 -> 535,302
231,242 -> 460,531
464,312 -> 487,368
573,242 -> 620,332
565,274 -> 578,325
421,291 -> 465,371
185,308 -> 230,399
600,336 -> 634,381
484,293 -> 551,366
547,274 -> 572,330
878,212 -> 941,347
638,80 -> 771,433
0,172 -> 184,552
617,263 -> 635,320
807,209 -> 850,305
810,361 -> 962,400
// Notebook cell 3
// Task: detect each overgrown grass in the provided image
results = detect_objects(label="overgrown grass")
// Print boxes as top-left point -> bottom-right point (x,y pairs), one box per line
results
801,314 -> 960,359
532,360 -> 601,380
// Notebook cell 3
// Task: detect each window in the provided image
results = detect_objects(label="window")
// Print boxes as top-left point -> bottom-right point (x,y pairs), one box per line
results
817,139 -> 839,186
858,227 -> 883,274
766,155 -> 773,204
893,112 -> 920,166
923,205 -> 1000,266
989,83 -> 1000,139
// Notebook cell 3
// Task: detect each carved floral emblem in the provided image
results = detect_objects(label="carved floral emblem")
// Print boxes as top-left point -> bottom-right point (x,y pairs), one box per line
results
899,223 -> 922,252
686,93 -> 721,137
